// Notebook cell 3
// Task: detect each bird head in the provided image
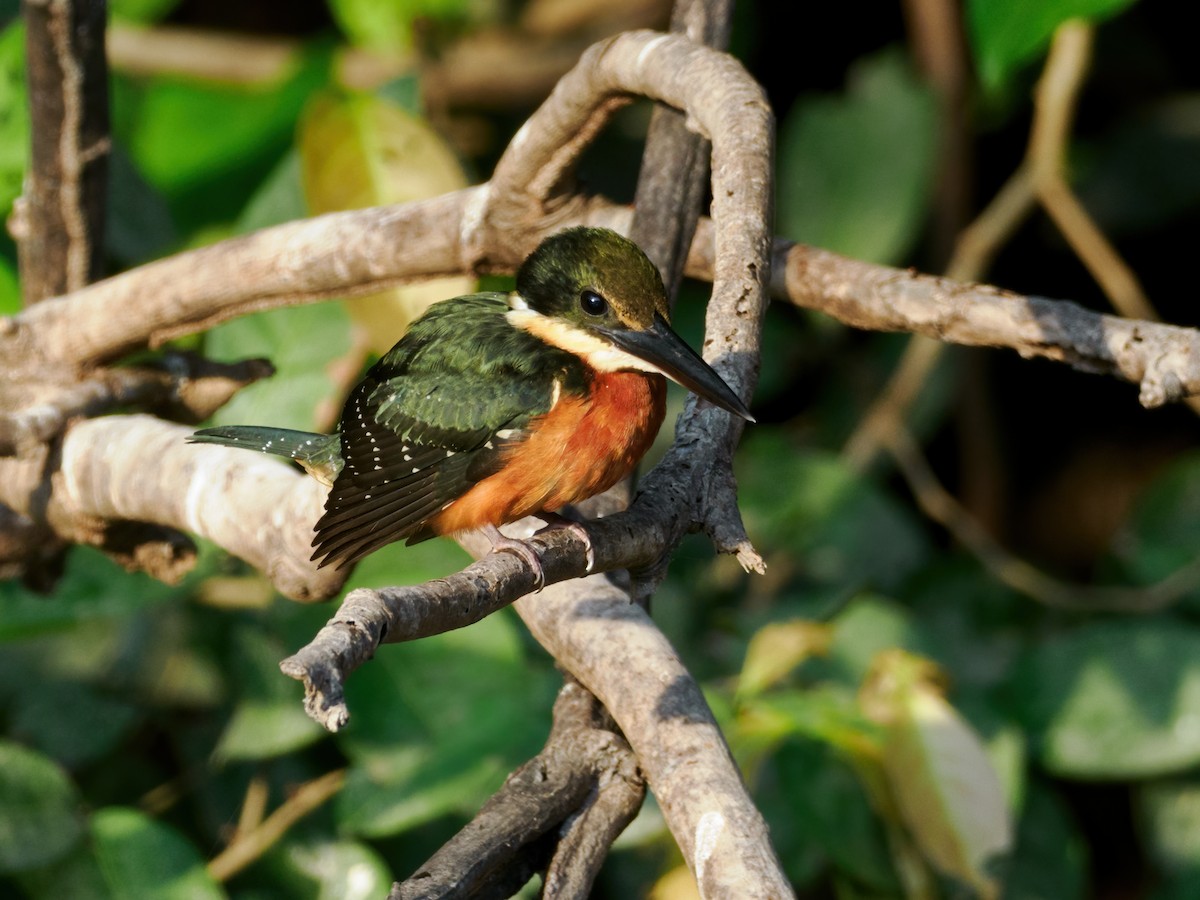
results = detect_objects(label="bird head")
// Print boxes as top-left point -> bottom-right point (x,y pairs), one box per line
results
508,227 -> 754,422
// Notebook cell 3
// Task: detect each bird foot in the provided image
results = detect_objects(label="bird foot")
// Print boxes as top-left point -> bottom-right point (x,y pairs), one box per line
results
482,524 -> 546,591
535,512 -> 595,572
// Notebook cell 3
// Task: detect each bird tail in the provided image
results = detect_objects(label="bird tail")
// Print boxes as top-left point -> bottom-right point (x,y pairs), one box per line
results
189,426 -> 342,485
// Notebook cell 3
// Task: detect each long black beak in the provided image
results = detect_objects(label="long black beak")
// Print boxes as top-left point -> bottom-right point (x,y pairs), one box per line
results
601,314 -> 755,422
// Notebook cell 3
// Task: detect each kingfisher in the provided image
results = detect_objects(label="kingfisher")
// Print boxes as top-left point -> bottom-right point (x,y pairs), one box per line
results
190,227 -> 753,579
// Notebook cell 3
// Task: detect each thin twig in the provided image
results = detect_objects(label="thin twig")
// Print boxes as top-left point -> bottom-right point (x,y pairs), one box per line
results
886,424 -> 1200,612
840,165 -> 1038,471
901,0 -> 972,266
1028,21 -> 1159,324
207,769 -> 346,883
232,775 -> 270,841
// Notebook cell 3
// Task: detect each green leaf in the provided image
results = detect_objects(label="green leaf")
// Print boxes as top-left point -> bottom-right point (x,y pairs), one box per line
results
966,0 -> 1139,91
110,0 -> 183,24
953,692 -> 1028,816
339,610 -> 551,763
0,253 -> 18,314
106,143 -> 178,266
7,681 -> 141,768
903,557 -> 1026,690
863,654 -> 1013,897
827,594 -> 928,684
1111,452 -> 1200,606
205,301 -> 352,433
111,48 -> 331,232
0,21 -> 28,219
0,547 -> 176,642
91,807 -> 225,900
777,48 -> 937,265
1013,618 -> 1200,778
337,752 -> 507,837
298,89 -> 473,352
213,626 -> 326,762
13,842 -> 111,900
1137,774 -> 1200,876
1003,782 -> 1087,900
341,536 -> 471,594
737,437 -> 931,598
238,149 -> 309,234
773,738 -> 900,892
265,838 -> 393,900
1150,878 -> 1200,900
737,684 -> 880,761
329,0 -> 474,51
0,741 -> 84,874
335,611 -> 555,836
737,620 -> 832,699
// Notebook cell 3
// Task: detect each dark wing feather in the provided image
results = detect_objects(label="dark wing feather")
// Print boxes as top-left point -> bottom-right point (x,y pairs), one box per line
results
310,294 -> 587,569
311,379 -> 506,568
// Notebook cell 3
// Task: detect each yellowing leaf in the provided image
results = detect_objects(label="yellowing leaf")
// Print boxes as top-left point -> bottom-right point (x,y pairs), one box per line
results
299,91 -> 474,352
862,651 -> 1013,899
649,865 -> 700,900
737,620 -> 831,699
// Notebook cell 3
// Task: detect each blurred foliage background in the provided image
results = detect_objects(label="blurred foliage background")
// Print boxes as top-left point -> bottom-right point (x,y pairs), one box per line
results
3,0 -> 1200,896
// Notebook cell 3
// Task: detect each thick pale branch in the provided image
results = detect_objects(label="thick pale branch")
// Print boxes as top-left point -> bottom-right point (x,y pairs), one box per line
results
0,416 -> 342,600
516,575 -> 790,898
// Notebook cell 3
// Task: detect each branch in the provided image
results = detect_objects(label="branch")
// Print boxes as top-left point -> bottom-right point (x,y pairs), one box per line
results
207,769 -> 346,882
15,0 -> 110,303
284,28 -> 782,896
7,211 -> 1200,591
2,190 -> 480,367
391,679 -> 643,899
629,0 -> 732,297
753,235 -> 1200,410
514,571 -> 790,896
0,416 -> 342,599
0,353 -> 273,455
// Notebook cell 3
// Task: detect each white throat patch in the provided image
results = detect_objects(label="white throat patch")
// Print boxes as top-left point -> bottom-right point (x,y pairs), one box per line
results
506,307 -> 669,377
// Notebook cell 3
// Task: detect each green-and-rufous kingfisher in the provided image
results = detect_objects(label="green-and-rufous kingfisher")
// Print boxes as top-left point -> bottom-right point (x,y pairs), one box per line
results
190,226 -> 753,578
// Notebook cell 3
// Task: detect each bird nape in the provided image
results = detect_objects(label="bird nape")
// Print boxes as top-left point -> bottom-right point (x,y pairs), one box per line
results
189,226 -> 753,581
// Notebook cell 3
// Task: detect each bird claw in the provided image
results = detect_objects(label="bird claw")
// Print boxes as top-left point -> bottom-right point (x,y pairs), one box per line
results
483,525 -> 546,591
481,515 -> 595,591
535,513 -> 594,572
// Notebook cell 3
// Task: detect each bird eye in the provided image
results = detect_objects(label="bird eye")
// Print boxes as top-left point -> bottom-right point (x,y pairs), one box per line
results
579,289 -> 608,316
